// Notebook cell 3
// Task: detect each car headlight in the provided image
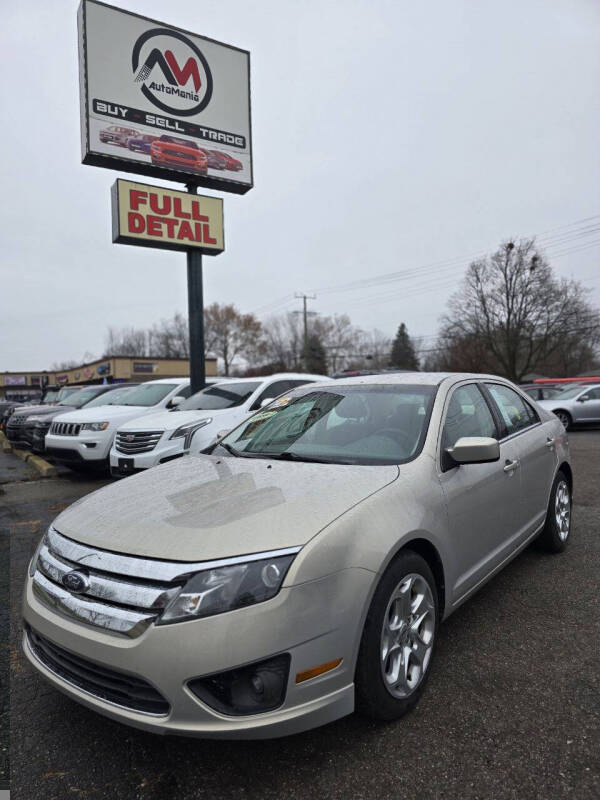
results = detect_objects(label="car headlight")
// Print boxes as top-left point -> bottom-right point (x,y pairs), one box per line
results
158,551 -> 298,625
169,418 -> 212,449
29,530 -> 48,577
81,422 -> 109,431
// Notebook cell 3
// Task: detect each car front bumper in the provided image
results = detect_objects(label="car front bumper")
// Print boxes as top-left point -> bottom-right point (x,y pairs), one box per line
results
109,438 -> 186,474
22,566 -> 373,738
45,432 -> 112,463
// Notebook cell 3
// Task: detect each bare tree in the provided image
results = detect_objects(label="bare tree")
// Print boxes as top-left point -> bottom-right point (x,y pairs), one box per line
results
203,303 -> 264,375
104,326 -> 148,357
438,239 -> 600,381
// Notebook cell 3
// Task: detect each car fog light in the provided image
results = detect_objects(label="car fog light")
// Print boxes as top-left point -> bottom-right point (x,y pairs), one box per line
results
188,654 -> 290,716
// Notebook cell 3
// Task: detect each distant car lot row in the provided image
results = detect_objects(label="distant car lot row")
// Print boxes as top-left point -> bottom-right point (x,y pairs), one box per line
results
2,372 -> 330,476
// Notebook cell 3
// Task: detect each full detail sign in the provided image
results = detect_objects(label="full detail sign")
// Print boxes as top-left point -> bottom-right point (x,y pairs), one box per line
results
111,179 -> 224,254
78,0 -> 252,193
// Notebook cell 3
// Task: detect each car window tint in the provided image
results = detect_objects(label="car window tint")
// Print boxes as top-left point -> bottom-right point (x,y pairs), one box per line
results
254,381 -> 293,407
443,384 -> 496,449
487,384 -> 535,435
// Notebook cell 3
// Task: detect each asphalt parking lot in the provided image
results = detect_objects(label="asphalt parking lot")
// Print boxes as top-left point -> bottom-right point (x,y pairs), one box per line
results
3,432 -> 599,800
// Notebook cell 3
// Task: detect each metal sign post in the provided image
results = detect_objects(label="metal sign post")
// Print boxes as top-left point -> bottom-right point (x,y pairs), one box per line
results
186,184 -> 205,394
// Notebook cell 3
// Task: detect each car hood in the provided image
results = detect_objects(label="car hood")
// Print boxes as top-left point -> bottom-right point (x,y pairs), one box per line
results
53,454 -> 399,561
11,404 -> 56,416
48,404 -> 150,424
119,407 -> 232,432
27,405 -> 75,419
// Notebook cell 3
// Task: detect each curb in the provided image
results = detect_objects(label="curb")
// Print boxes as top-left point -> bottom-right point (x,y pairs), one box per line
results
27,454 -> 58,478
2,438 -> 58,478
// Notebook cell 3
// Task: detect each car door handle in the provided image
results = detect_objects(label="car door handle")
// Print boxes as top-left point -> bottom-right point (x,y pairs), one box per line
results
503,459 -> 520,473
545,437 -> 555,449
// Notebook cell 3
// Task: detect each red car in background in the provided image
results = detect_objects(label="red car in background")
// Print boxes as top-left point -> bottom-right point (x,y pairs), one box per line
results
150,136 -> 208,174
209,150 -> 243,171
199,149 -> 227,170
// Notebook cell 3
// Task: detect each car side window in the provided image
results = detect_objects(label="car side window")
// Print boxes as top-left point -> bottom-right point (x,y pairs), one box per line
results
252,381 -> 292,409
487,384 -> 537,435
442,384 -> 497,453
178,385 -> 191,399
583,387 -> 600,400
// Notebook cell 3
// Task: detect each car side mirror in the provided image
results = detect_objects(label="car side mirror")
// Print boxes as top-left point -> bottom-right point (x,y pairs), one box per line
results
577,395 -> 589,403
168,395 -> 185,408
446,436 -> 500,465
260,397 -> 274,408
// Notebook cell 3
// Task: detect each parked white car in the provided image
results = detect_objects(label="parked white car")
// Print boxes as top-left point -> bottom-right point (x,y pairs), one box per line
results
45,378 -> 190,470
109,373 -> 330,477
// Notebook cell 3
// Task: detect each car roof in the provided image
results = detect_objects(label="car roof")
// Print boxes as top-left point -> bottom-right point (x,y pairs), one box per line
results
138,377 -> 189,385
327,371 -> 514,388
211,373 -> 329,384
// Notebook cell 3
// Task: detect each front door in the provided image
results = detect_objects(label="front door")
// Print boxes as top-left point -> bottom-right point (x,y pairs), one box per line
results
438,383 -> 522,604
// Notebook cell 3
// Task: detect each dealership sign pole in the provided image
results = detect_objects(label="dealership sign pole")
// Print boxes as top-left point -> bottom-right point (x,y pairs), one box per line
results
78,0 -> 252,392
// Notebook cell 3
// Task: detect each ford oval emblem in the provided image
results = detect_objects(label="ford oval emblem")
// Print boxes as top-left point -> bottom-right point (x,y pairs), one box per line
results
62,570 -> 89,594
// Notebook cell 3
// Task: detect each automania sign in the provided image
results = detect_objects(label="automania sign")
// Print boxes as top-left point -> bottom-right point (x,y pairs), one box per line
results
111,179 -> 224,254
78,1 -> 252,193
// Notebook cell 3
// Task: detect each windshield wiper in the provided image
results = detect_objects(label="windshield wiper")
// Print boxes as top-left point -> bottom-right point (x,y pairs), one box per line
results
218,442 -> 254,458
255,451 -> 344,464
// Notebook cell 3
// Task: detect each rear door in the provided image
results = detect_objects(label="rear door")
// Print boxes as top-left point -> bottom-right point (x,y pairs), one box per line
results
484,382 -> 557,537
438,382 -> 522,603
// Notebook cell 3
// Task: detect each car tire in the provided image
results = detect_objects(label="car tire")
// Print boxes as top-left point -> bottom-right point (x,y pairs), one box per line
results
537,470 -> 572,553
554,410 -> 572,430
355,550 -> 439,722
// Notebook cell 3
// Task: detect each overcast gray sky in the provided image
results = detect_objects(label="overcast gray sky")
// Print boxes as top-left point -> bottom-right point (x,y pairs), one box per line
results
1,0 -> 599,371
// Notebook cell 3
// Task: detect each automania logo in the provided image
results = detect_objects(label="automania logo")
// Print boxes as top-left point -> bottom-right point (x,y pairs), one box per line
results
132,28 -> 213,117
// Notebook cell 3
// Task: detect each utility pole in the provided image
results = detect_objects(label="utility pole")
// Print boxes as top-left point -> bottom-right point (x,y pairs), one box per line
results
294,292 -> 316,366
186,183 -> 206,394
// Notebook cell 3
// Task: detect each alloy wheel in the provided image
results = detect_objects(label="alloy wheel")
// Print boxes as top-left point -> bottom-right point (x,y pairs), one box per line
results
555,411 -> 570,430
380,573 -> 435,698
555,480 -> 571,541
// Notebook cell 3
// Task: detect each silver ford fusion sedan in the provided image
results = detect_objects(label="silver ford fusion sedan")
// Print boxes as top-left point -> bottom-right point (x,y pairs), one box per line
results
22,373 -> 572,739
537,382 -> 600,429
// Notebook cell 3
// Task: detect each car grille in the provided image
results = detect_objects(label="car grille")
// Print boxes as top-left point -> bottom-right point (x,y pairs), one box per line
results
8,415 -> 27,426
163,148 -> 196,161
30,528 -> 185,638
50,421 -> 82,436
115,431 -> 162,454
26,626 -> 170,715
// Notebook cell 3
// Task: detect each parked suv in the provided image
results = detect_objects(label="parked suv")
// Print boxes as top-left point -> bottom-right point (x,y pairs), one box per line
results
44,379 -> 190,471
5,387 -> 85,448
109,374 -> 329,477
99,125 -> 140,147
151,136 -> 208,174
29,384 -> 139,455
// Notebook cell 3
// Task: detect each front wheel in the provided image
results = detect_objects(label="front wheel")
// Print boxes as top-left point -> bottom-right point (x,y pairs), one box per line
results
554,410 -> 572,430
355,550 -> 438,721
537,471 -> 572,553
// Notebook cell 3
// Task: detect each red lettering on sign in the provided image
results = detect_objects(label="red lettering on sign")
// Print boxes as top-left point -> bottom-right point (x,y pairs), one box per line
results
149,193 -> 171,216
177,221 -> 194,241
129,190 -> 147,211
191,201 -> 209,222
203,224 -> 217,245
128,212 -> 145,233
173,198 -> 191,219
147,216 -> 163,237
164,218 -> 178,238
164,51 -> 202,93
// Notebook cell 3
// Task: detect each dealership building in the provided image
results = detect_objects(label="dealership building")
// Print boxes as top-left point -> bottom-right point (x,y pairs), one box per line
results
0,355 -> 217,401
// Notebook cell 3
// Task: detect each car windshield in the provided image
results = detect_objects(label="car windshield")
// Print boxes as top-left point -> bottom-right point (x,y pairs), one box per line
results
215,384 -> 437,465
162,136 -> 196,148
43,390 -> 59,403
60,386 -> 106,409
56,387 -> 80,401
180,382 -> 261,411
553,385 -> 592,400
118,383 -> 179,407
84,386 -> 136,408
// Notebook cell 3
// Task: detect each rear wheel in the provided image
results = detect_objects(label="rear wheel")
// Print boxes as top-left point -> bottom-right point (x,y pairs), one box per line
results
554,410 -> 572,430
355,551 -> 438,721
537,471 -> 572,553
